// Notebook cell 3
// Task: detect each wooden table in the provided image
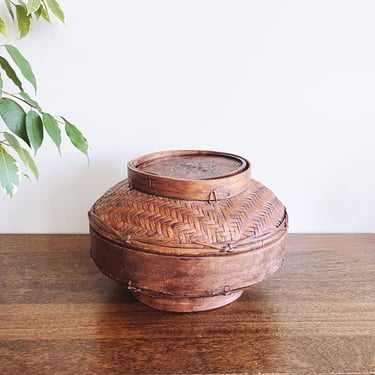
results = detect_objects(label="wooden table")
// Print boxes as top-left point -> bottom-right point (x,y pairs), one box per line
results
0,234 -> 374,374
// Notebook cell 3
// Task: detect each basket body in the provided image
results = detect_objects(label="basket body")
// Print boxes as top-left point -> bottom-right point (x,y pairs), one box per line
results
89,150 -> 288,312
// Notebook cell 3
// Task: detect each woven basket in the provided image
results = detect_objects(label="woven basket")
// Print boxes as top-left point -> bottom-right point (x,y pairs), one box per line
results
89,150 -> 288,312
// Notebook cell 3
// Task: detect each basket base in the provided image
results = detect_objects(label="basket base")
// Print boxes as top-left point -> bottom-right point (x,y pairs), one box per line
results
131,290 -> 243,313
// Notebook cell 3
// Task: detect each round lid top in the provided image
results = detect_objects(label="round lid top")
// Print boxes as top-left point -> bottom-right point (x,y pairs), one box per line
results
136,152 -> 247,179
128,150 -> 251,201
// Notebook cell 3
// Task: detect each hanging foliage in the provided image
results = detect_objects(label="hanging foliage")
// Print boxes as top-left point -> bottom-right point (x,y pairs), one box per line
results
0,1 -> 88,198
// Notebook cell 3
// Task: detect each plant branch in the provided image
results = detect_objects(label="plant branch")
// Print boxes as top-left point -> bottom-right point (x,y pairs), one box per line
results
3,91 -> 40,111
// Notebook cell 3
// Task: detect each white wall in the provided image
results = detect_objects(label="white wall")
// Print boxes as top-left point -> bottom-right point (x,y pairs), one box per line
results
1,0 -> 374,233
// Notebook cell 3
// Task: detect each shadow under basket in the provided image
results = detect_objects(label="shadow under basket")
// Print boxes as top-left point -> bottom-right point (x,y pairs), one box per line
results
89,150 -> 288,312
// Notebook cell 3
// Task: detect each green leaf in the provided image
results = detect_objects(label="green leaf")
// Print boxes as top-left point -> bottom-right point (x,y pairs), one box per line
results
0,145 -> 21,198
0,74 -> 3,98
39,3 -> 50,22
0,17 -> 6,36
26,110 -> 43,154
5,0 -> 15,21
19,92 -> 42,111
17,0 -> 28,9
15,5 -> 31,38
64,119 -> 89,157
4,132 -> 39,179
35,5 -> 42,20
19,145 -> 38,179
0,98 -> 29,145
4,131 -> 22,152
42,112 -> 61,153
27,0 -> 42,15
5,45 -> 36,92
0,56 -> 23,92
45,0 -> 64,23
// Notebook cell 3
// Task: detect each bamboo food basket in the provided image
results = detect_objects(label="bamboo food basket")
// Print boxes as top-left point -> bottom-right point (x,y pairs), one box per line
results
89,150 -> 288,312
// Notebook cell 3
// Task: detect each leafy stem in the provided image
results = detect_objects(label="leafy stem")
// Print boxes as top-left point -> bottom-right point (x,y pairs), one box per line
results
0,1 -> 88,198
3,91 -> 39,110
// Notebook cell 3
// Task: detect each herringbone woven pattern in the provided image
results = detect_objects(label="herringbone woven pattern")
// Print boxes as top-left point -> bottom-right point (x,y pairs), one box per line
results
89,178 -> 287,253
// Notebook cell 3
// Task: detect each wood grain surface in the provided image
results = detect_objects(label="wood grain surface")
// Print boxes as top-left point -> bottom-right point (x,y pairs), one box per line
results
0,234 -> 374,374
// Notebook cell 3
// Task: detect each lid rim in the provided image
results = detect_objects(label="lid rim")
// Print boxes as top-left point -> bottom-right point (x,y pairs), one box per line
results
127,150 -> 251,201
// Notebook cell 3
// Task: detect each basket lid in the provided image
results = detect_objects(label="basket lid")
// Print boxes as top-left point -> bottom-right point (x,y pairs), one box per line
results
127,150 -> 251,200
